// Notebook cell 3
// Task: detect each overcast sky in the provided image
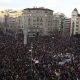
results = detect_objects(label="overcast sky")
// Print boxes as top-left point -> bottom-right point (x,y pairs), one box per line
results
0,0 -> 80,17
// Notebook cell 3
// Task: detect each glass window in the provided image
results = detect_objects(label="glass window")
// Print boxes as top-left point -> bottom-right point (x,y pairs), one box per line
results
28,9 -> 31,12
37,17 -> 39,21
76,32 -> 78,34
76,28 -> 78,31
76,25 -> 79,27
40,18 -> 43,22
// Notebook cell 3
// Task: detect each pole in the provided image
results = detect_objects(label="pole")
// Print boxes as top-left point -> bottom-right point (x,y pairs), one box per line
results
31,42 -> 33,70
22,15 -> 27,45
31,42 -> 33,79
23,29 -> 27,45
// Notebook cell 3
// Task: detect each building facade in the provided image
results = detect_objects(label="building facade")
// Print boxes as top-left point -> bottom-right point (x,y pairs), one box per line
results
22,7 -> 53,36
3,10 -> 22,30
70,8 -> 80,36
62,18 -> 71,37
53,13 -> 65,36
0,10 -> 23,37
0,8 -> 72,38
0,11 -> 6,29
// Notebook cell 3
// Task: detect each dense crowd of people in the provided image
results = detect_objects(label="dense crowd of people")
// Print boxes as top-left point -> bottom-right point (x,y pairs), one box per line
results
0,31 -> 80,80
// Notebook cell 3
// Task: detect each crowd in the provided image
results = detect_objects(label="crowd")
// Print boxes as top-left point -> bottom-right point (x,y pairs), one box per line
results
0,31 -> 80,80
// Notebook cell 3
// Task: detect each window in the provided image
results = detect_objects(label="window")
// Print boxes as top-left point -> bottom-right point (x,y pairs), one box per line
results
28,29 -> 30,32
28,18 -> 30,21
28,9 -> 31,12
76,18 -> 78,20
45,14 -> 47,17
33,23 -> 36,25
37,17 -> 39,22
28,18 -> 30,25
76,32 -> 78,34
33,20 -> 36,22
76,21 -> 79,24
45,10 -> 47,13
76,28 -> 78,31
28,14 -> 31,16
40,23 -> 43,25
33,17 -> 36,22
76,25 -> 79,27
40,18 -> 43,22
36,10 -> 39,13
21,26 -> 23,28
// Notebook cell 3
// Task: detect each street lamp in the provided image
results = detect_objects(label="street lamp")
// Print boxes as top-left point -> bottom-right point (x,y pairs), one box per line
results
29,42 -> 33,79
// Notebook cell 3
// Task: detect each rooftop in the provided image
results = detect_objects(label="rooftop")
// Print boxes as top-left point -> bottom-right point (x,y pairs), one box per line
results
24,7 -> 53,12
73,8 -> 78,11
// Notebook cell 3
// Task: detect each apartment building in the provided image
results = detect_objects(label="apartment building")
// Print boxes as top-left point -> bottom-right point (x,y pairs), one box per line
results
22,7 -> 53,36
62,18 -> 71,37
53,13 -> 65,36
70,8 -> 80,36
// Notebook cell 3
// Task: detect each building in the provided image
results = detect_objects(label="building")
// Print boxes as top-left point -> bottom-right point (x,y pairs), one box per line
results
0,11 -> 6,29
70,8 -> 80,36
62,18 -> 71,37
3,10 -> 22,35
53,13 -> 65,36
5,10 -> 22,30
0,8 -> 72,39
22,7 -> 53,36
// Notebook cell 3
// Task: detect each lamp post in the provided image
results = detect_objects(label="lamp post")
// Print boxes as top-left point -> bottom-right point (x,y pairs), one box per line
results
22,13 -> 28,45
29,42 -> 33,79
23,29 -> 27,45
23,13 -> 32,45
31,42 -> 33,71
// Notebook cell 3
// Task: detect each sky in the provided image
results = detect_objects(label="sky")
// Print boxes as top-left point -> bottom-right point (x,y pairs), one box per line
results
0,0 -> 80,17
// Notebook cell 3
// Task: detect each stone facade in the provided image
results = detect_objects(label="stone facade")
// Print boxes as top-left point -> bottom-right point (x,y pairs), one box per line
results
70,8 -> 80,36
53,13 -> 65,36
62,18 -> 71,37
22,7 -> 53,36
